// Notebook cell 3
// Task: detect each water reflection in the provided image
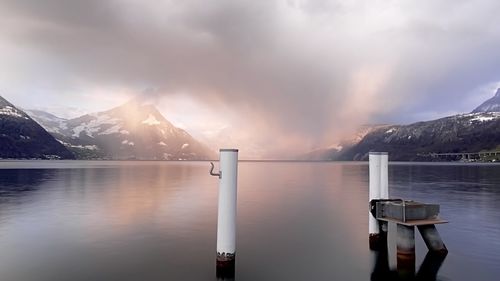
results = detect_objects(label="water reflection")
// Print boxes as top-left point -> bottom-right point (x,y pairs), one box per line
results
370,241 -> 394,280
216,263 -> 235,280
0,169 -> 56,199
371,236 -> 447,281
0,162 -> 498,280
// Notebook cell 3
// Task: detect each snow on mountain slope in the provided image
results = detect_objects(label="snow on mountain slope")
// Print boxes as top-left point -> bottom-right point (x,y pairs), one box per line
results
304,89 -> 500,161
27,98 -> 215,160
24,109 -> 68,133
0,97 -> 30,120
0,106 -> 29,119
0,96 -> 74,159
472,88 -> 500,113
335,112 -> 500,161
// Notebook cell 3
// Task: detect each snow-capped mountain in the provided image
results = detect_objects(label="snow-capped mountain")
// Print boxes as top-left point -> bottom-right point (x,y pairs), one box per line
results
24,109 -> 68,134
305,89 -> 500,161
334,112 -> 500,161
0,96 -> 74,159
28,98 -> 215,160
472,88 -> 500,113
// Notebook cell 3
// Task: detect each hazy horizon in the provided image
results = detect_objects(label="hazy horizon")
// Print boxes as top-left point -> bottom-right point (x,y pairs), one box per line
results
1,0 -> 500,158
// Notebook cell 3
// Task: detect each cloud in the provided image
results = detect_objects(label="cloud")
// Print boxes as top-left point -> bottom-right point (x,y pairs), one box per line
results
1,0 -> 500,157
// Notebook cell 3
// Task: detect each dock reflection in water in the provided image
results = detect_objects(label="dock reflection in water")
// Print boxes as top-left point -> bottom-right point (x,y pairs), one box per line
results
371,239 -> 447,281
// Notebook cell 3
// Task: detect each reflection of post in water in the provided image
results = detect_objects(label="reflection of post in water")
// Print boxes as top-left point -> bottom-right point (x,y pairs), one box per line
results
370,223 -> 448,281
370,221 -> 396,281
371,247 -> 447,281
216,257 -> 235,281
397,224 -> 416,279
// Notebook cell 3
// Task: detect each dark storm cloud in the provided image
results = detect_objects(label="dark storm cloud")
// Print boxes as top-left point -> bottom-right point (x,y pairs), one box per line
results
1,0 -> 500,152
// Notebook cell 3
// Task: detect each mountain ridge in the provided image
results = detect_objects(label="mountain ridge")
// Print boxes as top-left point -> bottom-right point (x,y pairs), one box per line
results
335,112 -> 500,161
0,96 -> 75,159
472,88 -> 500,113
27,98 -> 215,160
306,89 -> 500,161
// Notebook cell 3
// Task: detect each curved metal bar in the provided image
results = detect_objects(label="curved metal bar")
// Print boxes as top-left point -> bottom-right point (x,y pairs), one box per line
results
209,162 -> 221,179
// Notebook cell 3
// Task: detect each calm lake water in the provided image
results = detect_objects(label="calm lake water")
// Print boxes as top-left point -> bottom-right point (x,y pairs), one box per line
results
0,161 -> 499,281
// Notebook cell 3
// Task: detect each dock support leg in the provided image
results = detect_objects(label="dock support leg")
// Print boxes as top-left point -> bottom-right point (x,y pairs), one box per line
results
397,224 -> 415,279
216,149 -> 238,280
417,225 -> 448,254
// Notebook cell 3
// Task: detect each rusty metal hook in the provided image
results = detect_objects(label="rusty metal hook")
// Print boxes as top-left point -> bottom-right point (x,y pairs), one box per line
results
209,162 -> 221,179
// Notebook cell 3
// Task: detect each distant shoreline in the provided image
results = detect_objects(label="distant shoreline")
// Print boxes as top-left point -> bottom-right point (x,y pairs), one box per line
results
0,159 -> 499,165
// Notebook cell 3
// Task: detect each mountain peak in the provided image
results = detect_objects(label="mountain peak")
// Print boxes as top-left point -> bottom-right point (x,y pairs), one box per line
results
28,97 -> 215,160
472,88 -> 500,113
0,96 -> 74,159
0,95 -> 30,120
0,95 -> 14,107
109,97 -> 168,126
123,93 -> 160,108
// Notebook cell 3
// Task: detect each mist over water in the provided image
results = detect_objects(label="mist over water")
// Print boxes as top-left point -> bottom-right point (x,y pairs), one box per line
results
0,161 -> 499,281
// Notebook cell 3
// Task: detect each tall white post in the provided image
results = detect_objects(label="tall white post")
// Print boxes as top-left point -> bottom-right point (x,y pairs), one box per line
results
216,149 -> 238,276
380,153 -> 389,200
369,152 -> 389,249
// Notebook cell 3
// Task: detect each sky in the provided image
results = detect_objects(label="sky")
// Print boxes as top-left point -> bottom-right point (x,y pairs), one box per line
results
1,0 -> 500,158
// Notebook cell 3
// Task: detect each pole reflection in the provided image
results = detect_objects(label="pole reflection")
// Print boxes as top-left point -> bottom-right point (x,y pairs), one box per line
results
216,261 -> 235,281
371,246 -> 447,281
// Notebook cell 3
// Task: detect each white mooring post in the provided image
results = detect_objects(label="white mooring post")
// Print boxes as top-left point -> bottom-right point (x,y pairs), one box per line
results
379,153 -> 389,199
211,149 -> 238,279
369,152 -> 389,249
